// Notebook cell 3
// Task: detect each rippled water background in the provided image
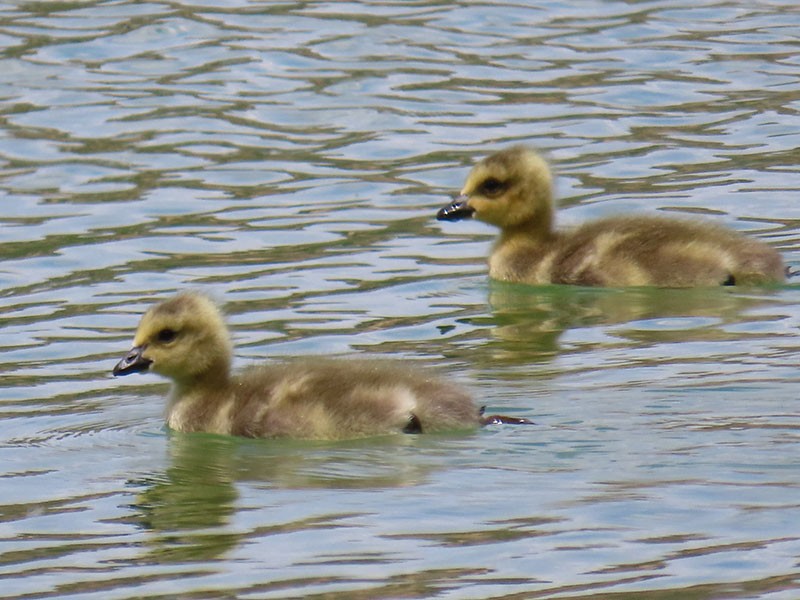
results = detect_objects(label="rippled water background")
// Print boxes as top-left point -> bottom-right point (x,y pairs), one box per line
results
2,1 -> 800,598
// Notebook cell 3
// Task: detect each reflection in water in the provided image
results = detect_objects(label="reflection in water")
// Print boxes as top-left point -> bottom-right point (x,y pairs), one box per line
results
458,283 -> 785,368
158,426 -> 443,488
130,432 -> 444,561
131,435 -> 240,562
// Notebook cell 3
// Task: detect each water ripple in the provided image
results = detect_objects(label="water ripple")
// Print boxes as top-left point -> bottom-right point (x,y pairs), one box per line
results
1,1 -> 800,598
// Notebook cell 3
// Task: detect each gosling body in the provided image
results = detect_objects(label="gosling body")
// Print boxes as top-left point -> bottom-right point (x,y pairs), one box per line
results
437,145 -> 785,287
112,292 -> 528,439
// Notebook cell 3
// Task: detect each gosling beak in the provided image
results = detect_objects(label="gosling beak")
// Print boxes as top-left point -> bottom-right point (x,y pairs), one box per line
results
113,345 -> 153,376
436,194 -> 475,222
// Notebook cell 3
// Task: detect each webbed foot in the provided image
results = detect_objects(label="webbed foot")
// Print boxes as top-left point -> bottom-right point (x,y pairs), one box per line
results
403,414 -> 423,434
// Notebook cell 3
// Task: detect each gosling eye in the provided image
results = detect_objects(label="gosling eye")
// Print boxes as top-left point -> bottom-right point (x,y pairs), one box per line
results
479,177 -> 506,197
155,328 -> 178,344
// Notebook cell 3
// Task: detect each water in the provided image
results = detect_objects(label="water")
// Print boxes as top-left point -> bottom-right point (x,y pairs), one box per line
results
1,0 -> 800,597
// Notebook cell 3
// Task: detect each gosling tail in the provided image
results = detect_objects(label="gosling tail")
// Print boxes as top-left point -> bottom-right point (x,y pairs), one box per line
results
479,406 -> 535,426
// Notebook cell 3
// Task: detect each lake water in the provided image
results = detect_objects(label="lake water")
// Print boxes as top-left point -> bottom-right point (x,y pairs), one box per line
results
1,1 -> 800,598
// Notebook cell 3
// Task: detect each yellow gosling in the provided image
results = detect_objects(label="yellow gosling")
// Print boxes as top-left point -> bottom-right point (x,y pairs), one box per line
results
437,145 -> 785,287
112,292 -> 530,439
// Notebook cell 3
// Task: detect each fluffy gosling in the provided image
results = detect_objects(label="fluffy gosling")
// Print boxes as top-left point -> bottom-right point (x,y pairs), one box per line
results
437,145 -> 785,287
112,292 -> 530,439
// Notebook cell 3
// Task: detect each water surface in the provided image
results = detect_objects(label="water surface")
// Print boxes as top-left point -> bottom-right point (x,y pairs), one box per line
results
1,1 -> 800,598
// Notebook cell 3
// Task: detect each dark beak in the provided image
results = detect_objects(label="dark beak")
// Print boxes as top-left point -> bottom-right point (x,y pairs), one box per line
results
113,345 -> 153,376
436,194 -> 475,221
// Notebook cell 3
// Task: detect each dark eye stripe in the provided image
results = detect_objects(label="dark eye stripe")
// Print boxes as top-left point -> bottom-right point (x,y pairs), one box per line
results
156,328 -> 177,343
480,177 -> 505,195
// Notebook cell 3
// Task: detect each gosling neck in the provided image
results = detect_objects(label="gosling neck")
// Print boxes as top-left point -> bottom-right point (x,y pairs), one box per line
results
497,210 -> 556,247
172,359 -> 233,398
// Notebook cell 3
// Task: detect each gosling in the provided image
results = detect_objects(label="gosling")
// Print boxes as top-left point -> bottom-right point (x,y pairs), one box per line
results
437,145 -> 785,287
112,292 -> 530,439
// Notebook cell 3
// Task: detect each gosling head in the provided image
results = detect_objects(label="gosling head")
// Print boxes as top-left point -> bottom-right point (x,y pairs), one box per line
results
113,292 -> 233,384
437,145 -> 554,232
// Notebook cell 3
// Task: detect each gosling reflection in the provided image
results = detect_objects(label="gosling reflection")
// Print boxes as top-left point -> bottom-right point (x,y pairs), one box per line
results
445,284 -> 782,368
130,435 -> 240,562
130,433 -> 446,561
